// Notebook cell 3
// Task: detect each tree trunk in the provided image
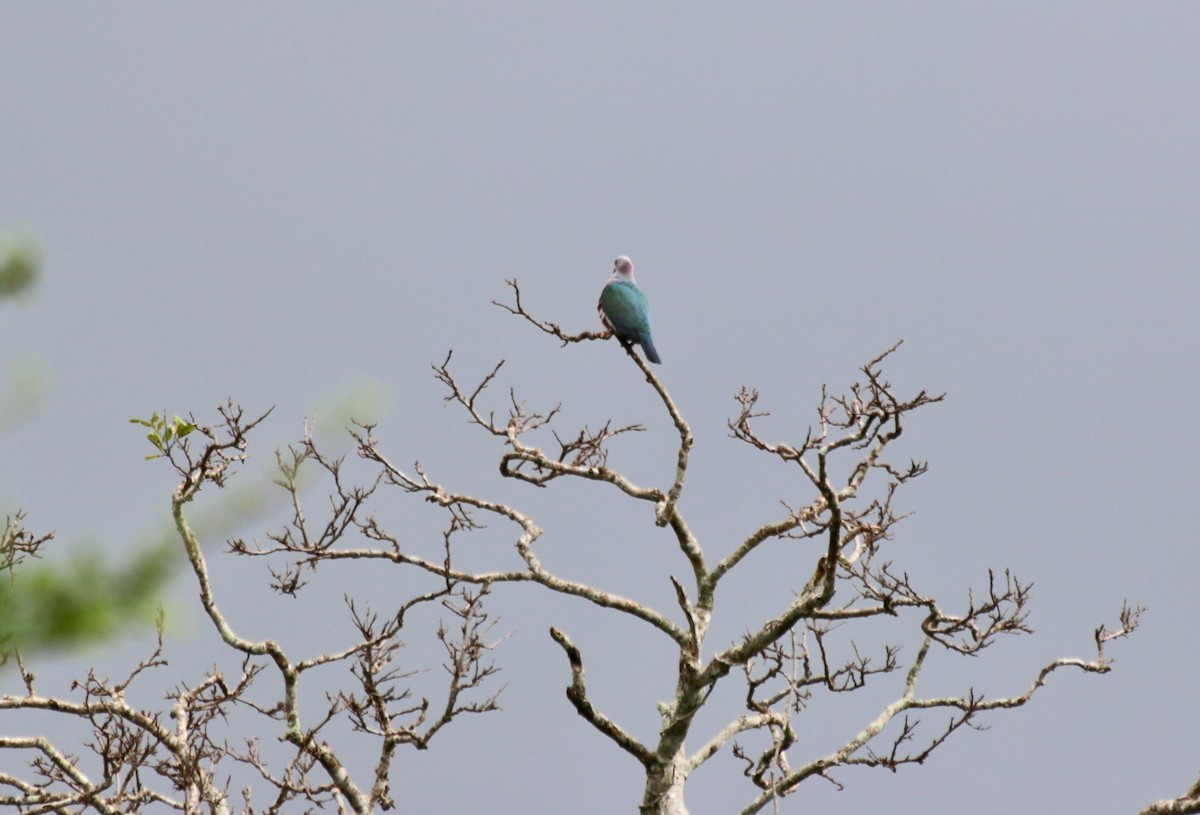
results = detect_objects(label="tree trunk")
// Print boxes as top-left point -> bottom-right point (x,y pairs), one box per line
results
640,750 -> 689,815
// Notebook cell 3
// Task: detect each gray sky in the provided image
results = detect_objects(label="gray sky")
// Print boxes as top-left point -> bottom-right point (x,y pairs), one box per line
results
2,4 -> 1198,813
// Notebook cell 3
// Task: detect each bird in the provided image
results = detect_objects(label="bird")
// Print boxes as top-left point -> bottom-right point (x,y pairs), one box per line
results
597,255 -> 661,364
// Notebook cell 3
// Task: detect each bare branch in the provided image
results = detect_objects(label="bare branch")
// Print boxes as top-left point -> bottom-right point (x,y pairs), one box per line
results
549,627 -> 655,767
735,602 -> 1142,814
491,278 -> 611,347
348,425 -> 691,647
1141,773 -> 1200,815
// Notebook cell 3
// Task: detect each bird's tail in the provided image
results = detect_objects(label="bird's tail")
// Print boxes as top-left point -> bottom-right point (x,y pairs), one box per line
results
641,336 -> 662,365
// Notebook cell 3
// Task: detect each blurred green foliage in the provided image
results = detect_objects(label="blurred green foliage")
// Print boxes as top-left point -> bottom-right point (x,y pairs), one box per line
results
0,538 -> 173,655
312,378 -> 385,438
0,235 -> 38,300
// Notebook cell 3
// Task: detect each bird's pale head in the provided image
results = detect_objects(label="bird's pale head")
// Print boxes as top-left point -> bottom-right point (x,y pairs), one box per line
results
613,256 -> 634,279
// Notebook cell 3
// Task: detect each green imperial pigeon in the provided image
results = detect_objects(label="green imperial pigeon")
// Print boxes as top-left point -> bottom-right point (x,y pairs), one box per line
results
598,255 -> 662,364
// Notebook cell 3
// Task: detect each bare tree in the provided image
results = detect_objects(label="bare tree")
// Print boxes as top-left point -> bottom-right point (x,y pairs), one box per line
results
1,280 -> 1144,814
415,280 -> 1138,814
0,406 -> 503,813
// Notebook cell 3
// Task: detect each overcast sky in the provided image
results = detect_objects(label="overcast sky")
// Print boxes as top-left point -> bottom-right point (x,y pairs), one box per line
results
2,4 -> 1198,813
